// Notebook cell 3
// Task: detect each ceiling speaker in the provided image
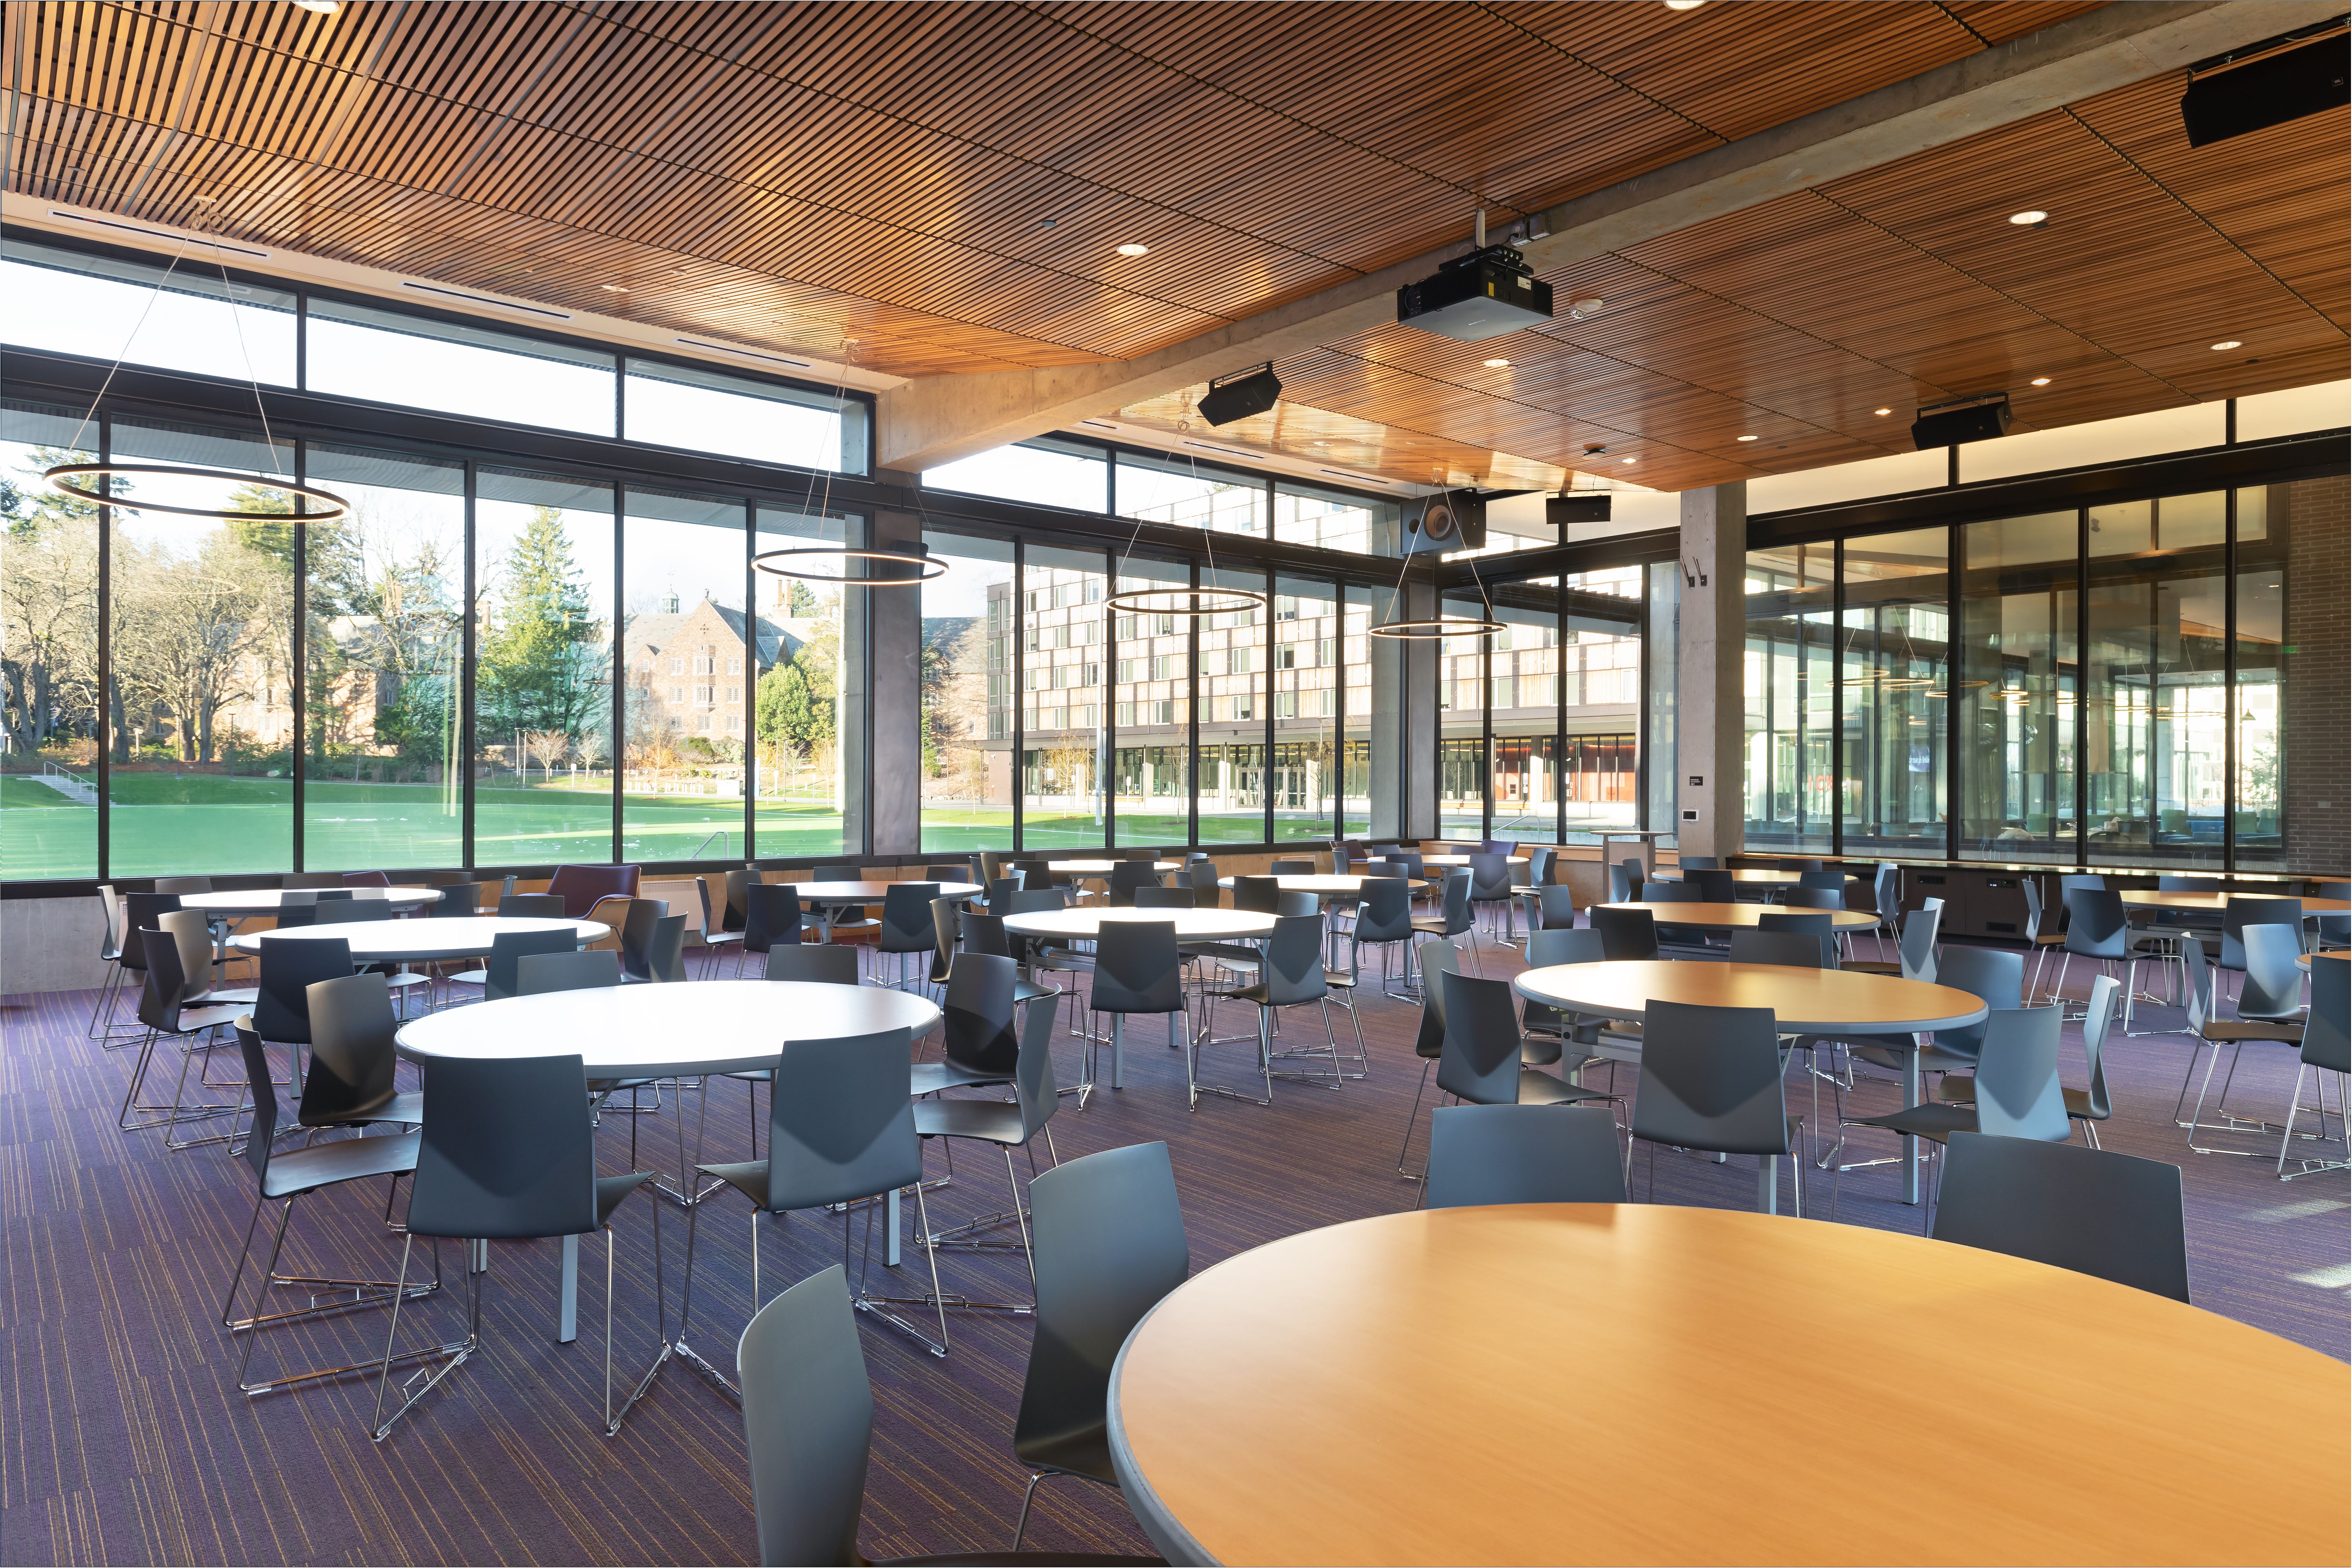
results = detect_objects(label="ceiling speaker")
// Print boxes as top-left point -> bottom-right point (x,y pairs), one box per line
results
1401,491 -> 1487,556
1911,395 -> 2011,450
2181,33 -> 2348,147
1198,363 -> 1281,426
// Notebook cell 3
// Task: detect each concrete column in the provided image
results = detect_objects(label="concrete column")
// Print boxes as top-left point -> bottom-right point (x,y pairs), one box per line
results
862,472 -> 921,856
1677,483 -> 1747,861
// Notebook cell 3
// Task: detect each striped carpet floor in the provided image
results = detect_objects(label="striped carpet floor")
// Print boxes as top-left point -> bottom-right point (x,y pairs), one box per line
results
4,933 -> 2345,1565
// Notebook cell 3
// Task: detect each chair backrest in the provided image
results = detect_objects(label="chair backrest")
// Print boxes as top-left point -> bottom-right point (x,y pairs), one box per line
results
433,881 -> 484,917
1003,888 -> 1064,917
2237,923 -> 2307,1021
2023,875 -> 2048,939
1275,890 -> 1320,919
1013,1143 -> 1190,1469
1257,915 -> 1328,1006
1411,939 -> 1461,1059
1107,860 -> 1161,906
485,927 -> 581,1000
1467,853 -> 1512,900
498,892 -> 566,918
234,1021 -> 286,1190
984,874 -> 1026,910
939,952 -> 1018,1076
1643,881 -> 1699,904
301,971 -> 401,1125
764,1029 -> 922,1211
1631,998 -> 1793,1157
280,872 -> 343,890
408,1054 -> 598,1240
767,943 -> 861,985
2059,873 -> 2106,897
1781,885 -> 1844,912
2159,875 -> 2224,893
978,850 -> 1010,883
1089,920 -> 1182,1015
341,870 -> 392,888
1133,886 -> 1193,909
1797,869 -> 1846,892
2063,889 -> 2129,959
96,884 -> 123,958
957,909 -> 1013,960
547,863 -> 640,918
1536,885 -> 1578,930
252,934 -> 355,1044
1232,875 -> 1282,914
119,891 -> 182,972
1525,926 -> 1604,968
313,897 -> 395,925
1678,856 -> 1719,871
2222,897 -> 2303,971
1898,900 -> 1944,982
1607,863 -> 1636,904
1426,1105 -> 1628,1208
1525,846 -> 1554,887
2079,974 -> 2119,1119
154,876 -> 213,894
517,948 -> 621,995
923,864 -> 967,885
134,924 -> 190,1033
2181,932 -> 2219,1036
2317,881 -> 2350,944
743,883 -> 805,955
1363,860 -> 1407,880
2303,952 -> 2350,1074
1435,971 -> 1530,1105
1969,1005 -> 2068,1141
617,897 -> 670,980
1008,991 -> 1061,1144
1186,861 -> 1221,896
160,908 -> 217,998
928,897 -> 961,983
1779,859 -> 1824,873
738,1265 -> 872,1568
1872,862 -> 1899,918
1591,906 -> 1659,962
877,883 -> 940,952
1352,878 -> 1413,942
1727,928 -> 1824,968
641,914 -> 688,983
1933,1132 -> 2190,1303
1687,867 -> 1736,903
1932,945 -> 2022,1059
1756,909 -> 1836,967
1268,858 -> 1316,877
722,868 -> 754,932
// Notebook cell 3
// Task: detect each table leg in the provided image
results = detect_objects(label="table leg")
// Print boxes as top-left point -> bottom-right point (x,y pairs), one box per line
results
1757,1154 -> 1778,1215
1903,1039 -> 1922,1205
558,1233 -> 579,1343
887,1187 -> 902,1268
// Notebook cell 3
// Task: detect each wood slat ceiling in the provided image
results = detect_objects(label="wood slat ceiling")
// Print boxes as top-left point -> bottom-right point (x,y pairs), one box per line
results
6,0 -> 2340,494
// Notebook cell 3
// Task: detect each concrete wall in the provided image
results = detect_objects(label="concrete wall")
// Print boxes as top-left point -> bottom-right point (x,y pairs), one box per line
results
2,895 -> 110,995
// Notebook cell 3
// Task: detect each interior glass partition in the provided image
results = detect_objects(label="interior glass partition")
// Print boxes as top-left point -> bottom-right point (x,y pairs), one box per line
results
755,505 -> 858,861
1020,545 -> 1107,849
1841,528 -> 1950,859
473,466 -> 615,866
1113,557 -> 1193,846
0,404 -> 101,880
1198,565 -> 1268,843
1742,543 -> 1833,853
621,488 -> 748,863
919,531 -> 1015,854
1957,512 -> 2077,862
300,443 -> 466,871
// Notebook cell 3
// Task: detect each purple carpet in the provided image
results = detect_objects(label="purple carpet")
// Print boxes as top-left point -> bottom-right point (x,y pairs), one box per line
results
4,933 -> 2345,1565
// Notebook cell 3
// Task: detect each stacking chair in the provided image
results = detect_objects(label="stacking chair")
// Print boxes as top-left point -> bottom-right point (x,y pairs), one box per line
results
1185,861 -> 1222,905
1677,857 -> 1719,872
1132,886 -> 1193,910
913,997 -> 1061,1287
697,872 -> 748,976
686,1025 -> 950,1359
767,944 -> 861,985
341,871 -> 392,888
496,892 -> 566,918
2315,882 -> 2350,952
983,873 -> 1028,914
1727,928 -> 1825,969
114,890 -> 183,1023
2277,952 -> 2348,1180
873,883 -> 942,989
280,872 -> 344,890
1640,883 -> 1715,955
1862,863 -> 1901,964
1844,897 -> 1942,981
1607,861 -> 1639,904
1779,859 -> 1825,874
1009,1141 -> 1191,1552
615,898 -> 680,983
2055,889 -> 2162,1031
1851,944 -> 2017,1089
221,1020 -> 430,1398
1630,999 -> 1804,1215
1107,860 -> 1162,906
1086,919 -> 1184,1097
1837,1005 -> 2066,1226
2176,933 -> 2307,1156
923,864 -> 968,886
300,972 -> 424,1133
910,952 -> 1019,1097
1796,869 -> 1847,895
1536,885 -> 1579,932
1754,910 -> 1836,968
958,910 -> 1062,1011
1945,975 -> 2116,1146
165,905 -> 256,1008
481,927 -> 581,1001
926,896 -> 961,988
2220,896 -> 2305,976
430,881 -> 483,918
250,932 -> 357,1089
517,948 -> 623,995
90,883 -> 134,1041
1204,913 -> 1341,1102
1517,926 -> 1607,1072
1686,867 -> 1737,903
742,883 -> 807,974
119,922 -> 244,1141
1396,940 -> 1463,1177
2020,879 -> 2069,1002
1350,876 -> 1418,1000
1423,1105 -> 1628,1209
978,850 -> 1013,885
372,1053 -> 663,1439
1466,852 -> 1517,944
1524,845 -> 1555,890
1410,868 -> 1479,979
1590,905 -> 1660,961
625,914 -> 688,985
1435,973 -> 1618,1124
1184,876 -> 1273,990
1932,1132 -> 2190,1303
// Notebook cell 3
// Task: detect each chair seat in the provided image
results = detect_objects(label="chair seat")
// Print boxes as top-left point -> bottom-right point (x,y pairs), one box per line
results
1182,941 -> 1259,966
262,1128 -> 422,1199
1322,969 -> 1359,991
695,1159 -> 772,1207
1521,1036 -> 1564,1067
1408,917 -> 1462,936
1938,1077 -> 2105,1122
1852,1043 -> 1975,1075
911,1096 -> 1027,1145
1014,979 -> 1060,1005
171,1003 -> 246,1034
1012,1426 -> 1115,1487
594,1171 -> 656,1228
194,986 -> 261,1006
303,1089 -> 424,1129
2199,1019 -> 2304,1044
1850,1101 -> 1974,1145
1518,1068 -> 1617,1107
700,930 -> 744,947
446,967 -> 489,987
909,1061 -> 1012,1097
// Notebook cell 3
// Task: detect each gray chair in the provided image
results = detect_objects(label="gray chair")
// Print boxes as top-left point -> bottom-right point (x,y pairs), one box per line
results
1109,860 -> 1169,904
1536,885 -> 1579,932
1932,1131 -> 2190,1303
1204,913 -> 1340,1102
742,883 -> 808,971
1638,882 -> 1714,954
1519,926 -> 1606,1069
1687,867 -> 1737,903
1466,852 -> 1516,942
1009,1141 -> 1189,1552
1838,1005 -> 2067,1226
1608,860 -> 1640,904
2177,932 -> 2308,1155
1630,999 -> 1803,1215
1524,845 -> 1555,890
1410,869 -> 1480,979
1727,928 -> 1824,969
911,952 -> 1019,1097
300,971 -> 424,1132
2019,879 -> 2069,1002
1796,869 -> 1846,894
767,944 -> 861,985
280,872 -> 344,890
1396,939 -> 1463,1177
1087,919 -> 1184,1098
2055,888 -> 2161,1031
483,928 -> 585,1001
1850,943 -> 2016,1087
1350,877 -> 1417,1000
911,996 -> 1061,1287
1590,905 -> 1659,962
372,1053 -> 662,1440
1132,885 -> 1193,910
517,948 -> 622,995
1677,857 -> 1719,872
496,892 -> 566,918
1423,1104 -> 1627,1209
958,910 -> 1062,1010
1755,909 -> 1837,968
1863,863 -> 1901,964
118,918 -> 244,1143
1436,972 -> 1617,1121
2278,952 -> 2348,1180
927,897 -> 963,987
1185,861 -> 1222,903
2220,896 -> 2304,974
698,873 -> 747,976
617,897 -> 683,984
873,883 -> 942,988
2315,882 -> 2350,951
1945,974 -> 2117,1146
1844,897 -> 1942,982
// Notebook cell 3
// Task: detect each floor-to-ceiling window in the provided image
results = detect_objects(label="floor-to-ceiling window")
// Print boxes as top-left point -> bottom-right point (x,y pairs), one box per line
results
1342,585 -> 1380,838
300,443 -> 465,871
1490,593 -> 1558,843
1437,594 -> 1487,839
754,505 -> 859,862
1117,451 -> 1264,536
2236,485 -> 2288,870
1644,561 -> 1679,847
1743,543 -> 1833,853
1112,558 -> 1193,846
1565,580 -> 1641,837
622,487 -> 748,863
919,532 -> 1015,854
0,404 -> 101,880
1272,576 -> 1339,842
1020,546 -> 1107,849
472,467 -> 615,866
1198,566 -> 1267,844
1841,528 -> 1950,859
1957,511 -> 2076,863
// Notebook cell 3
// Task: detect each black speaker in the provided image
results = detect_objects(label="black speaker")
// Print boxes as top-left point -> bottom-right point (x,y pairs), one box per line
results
2181,35 -> 2348,148
1400,491 -> 1487,556
1198,363 -> 1281,426
1911,397 -> 2011,450
1547,494 -> 1612,527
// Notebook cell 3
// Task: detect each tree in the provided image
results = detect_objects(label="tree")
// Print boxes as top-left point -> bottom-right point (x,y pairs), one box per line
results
0,446 -> 103,757
477,507 -> 606,757
786,579 -> 817,617
757,655 -> 833,755
522,729 -> 572,786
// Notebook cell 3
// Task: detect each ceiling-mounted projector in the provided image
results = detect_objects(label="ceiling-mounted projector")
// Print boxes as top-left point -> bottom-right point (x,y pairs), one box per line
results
1397,246 -> 1553,342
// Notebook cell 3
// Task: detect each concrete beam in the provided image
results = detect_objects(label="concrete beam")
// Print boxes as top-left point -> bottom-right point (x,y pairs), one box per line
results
878,1 -> 2333,472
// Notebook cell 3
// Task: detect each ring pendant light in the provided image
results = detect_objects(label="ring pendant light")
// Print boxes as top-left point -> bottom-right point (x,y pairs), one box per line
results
1103,417 -> 1269,620
44,227 -> 348,525
753,542 -> 947,586
1364,485 -> 1502,641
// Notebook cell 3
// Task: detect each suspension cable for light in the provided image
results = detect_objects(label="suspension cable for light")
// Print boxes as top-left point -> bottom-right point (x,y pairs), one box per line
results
1364,489 -> 1502,640
44,221 -> 348,524
1103,409 -> 1268,619
743,337 -> 924,587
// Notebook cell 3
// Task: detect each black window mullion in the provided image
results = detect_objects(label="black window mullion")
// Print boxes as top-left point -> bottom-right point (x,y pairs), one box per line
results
1263,566 -> 1275,846
292,440 -> 308,873
461,459 -> 478,869
1945,524 -> 1960,863
1102,545 -> 1116,848
1558,585 -> 1568,849
95,414 -> 110,881
1831,539 -> 1844,861
1011,536 -> 1025,853
1187,559 -> 1200,850
743,497 -> 757,866
1481,619 -> 1494,843
2075,507 -> 2089,869
2222,486 -> 2238,872
612,482 -> 625,864
1333,574 -> 1346,847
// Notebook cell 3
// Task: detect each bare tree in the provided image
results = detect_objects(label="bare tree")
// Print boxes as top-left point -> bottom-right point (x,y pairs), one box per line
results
523,728 -> 572,786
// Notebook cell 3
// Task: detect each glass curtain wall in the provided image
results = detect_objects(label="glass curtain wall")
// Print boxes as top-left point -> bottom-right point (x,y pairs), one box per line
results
927,438 -> 1106,513
1742,543 -> 1834,853
1117,451 -> 1266,536
1273,576 -> 1339,841
1341,586 -> 1377,838
622,488 -> 748,863
1490,594 -> 1558,843
106,418 -> 299,877
1957,512 -> 2076,861
1113,558 -> 1193,846
1198,566 -> 1267,844
1437,594 -> 1487,839
473,467 -> 615,866
1840,528 -> 1950,859
1644,562 -> 1679,847
1277,482 -> 1386,554
2235,486 -> 2287,869
0,404 -> 102,880
300,444 -> 465,870
309,300 -> 616,437
755,505 -> 858,861
1020,545 -> 1107,849
919,532 -> 1015,854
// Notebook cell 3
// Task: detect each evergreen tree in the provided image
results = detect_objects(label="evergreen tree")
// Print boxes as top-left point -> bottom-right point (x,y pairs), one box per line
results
756,654 -> 833,754
478,507 -> 605,748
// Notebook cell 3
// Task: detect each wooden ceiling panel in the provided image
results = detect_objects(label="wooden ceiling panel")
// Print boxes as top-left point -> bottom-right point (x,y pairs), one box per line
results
1943,2 -> 2110,46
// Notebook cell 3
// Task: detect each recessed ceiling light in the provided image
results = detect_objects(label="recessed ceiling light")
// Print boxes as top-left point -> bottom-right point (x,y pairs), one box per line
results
292,0 -> 339,12
1483,358 -> 1510,368
2030,377 -> 2052,386
1311,440 -> 1331,447
2009,210 -> 2048,226
601,284 -> 629,293
1116,243 -> 1150,257
1736,434 -> 1758,442
1874,407 -> 1892,416
1664,1 -> 1705,10
2211,340 -> 2242,350
1621,457 -> 1638,464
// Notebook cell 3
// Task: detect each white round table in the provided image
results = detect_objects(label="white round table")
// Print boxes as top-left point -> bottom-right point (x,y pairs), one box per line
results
1044,860 -> 1182,875
784,880 -> 982,902
1217,874 -> 1369,894
1001,907 -> 1277,943
181,885 -> 442,916
1593,901 -> 1879,931
1418,854 -> 1527,869
230,915 -> 608,965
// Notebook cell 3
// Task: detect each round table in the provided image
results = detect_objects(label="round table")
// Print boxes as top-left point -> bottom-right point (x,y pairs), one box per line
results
229,915 -> 609,965
1216,874 -> 1368,894
1655,867 -> 1803,886
787,881 -> 981,941
1594,900 -> 1878,931
1043,860 -> 1182,875
181,885 -> 442,916
2300,950 -> 2350,969
2120,890 -> 2350,916
1106,1205 -> 2351,1567
1418,854 -> 1527,869
1001,907 -> 1276,943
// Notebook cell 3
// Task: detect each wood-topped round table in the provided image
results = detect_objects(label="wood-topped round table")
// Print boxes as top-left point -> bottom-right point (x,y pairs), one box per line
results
2120,890 -> 2349,916
396,980 -> 943,1349
1515,960 -> 1987,1205
1106,1205 -> 2351,1568
1654,867 -> 1805,886
2301,950 -> 2350,970
229,914 -> 609,965
180,885 -> 442,916
1594,900 -> 1878,931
